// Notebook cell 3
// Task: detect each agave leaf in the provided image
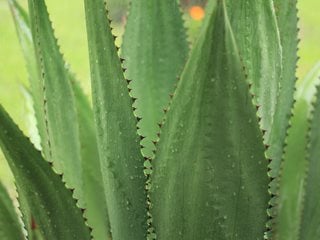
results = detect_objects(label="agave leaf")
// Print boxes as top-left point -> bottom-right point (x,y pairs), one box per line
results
24,0 -> 84,203
0,182 -> 24,240
71,79 -> 111,240
83,0 -> 147,239
8,0 -> 47,151
225,0 -> 283,174
9,1 -> 110,238
275,102 -> 308,240
224,1 -> 285,233
121,0 -> 189,157
276,63 -> 320,240
300,82 -> 320,240
270,0 -> 299,178
0,105 -> 91,239
151,1 -> 268,239
20,86 -> 41,150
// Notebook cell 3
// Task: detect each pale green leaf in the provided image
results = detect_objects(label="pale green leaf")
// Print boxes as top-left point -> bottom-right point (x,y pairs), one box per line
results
226,0 -> 283,174
9,2 -> 110,238
26,0 -> 84,203
20,86 -> 41,150
276,63 -> 320,240
71,79 -> 111,240
121,0 -> 189,157
271,0 -> 299,177
300,82 -> 320,240
9,0 -> 46,151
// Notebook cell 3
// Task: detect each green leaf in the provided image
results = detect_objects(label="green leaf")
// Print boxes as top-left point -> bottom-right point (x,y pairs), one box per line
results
300,82 -> 320,240
83,0 -> 147,239
150,1 -> 268,239
275,102 -> 308,240
0,182 -> 24,240
0,105 -> 91,240
225,0 -> 283,172
276,63 -> 320,240
121,0 -> 189,157
9,0 -> 46,152
9,1 -> 110,238
226,1 -> 298,232
25,0 -> 84,202
20,86 -> 41,150
71,79 -> 111,240
270,0 -> 299,177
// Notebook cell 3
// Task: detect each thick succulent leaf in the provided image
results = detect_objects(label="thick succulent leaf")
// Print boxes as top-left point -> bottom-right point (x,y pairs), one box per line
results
83,0 -> 147,239
121,0 -> 189,157
298,63 -> 320,240
9,0 -> 46,151
299,64 -> 320,240
20,86 -> 41,150
71,79 -> 111,240
0,182 -> 24,240
226,0 -> 284,176
275,102 -> 308,240
276,63 -> 320,240
224,1 -> 284,233
10,1 -> 110,238
271,0 -> 299,177
226,1 -> 297,232
151,1 -> 268,239
26,0 -> 84,202
0,105 -> 91,239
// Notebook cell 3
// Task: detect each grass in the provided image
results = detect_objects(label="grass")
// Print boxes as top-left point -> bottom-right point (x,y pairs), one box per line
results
0,0 -> 319,188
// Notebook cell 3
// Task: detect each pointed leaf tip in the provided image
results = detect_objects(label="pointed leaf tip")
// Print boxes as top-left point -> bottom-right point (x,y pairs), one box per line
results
151,1 -> 268,238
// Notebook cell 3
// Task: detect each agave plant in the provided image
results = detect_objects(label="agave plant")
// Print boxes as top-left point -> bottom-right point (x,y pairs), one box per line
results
0,0 -> 319,239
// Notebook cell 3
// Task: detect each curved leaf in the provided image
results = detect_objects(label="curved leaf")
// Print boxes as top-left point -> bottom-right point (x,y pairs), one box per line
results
121,0 -> 189,157
8,0 -> 46,151
71,79 -> 111,240
151,1 -> 269,239
271,0 -> 299,178
300,83 -> 320,240
9,1 -> 110,238
26,0 -> 83,202
83,0 -> 147,239
0,105 -> 91,240
0,182 -> 23,240
276,63 -> 320,240
20,86 -> 41,150
226,0 -> 283,175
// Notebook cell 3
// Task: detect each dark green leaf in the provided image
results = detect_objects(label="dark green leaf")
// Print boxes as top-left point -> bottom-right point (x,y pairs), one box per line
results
151,1 -> 268,239
0,105 -> 91,239
0,182 -> 24,240
83,0 -> 147,239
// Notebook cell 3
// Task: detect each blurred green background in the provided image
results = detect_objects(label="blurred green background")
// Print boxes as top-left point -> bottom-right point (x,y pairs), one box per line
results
0,0 -> 319,188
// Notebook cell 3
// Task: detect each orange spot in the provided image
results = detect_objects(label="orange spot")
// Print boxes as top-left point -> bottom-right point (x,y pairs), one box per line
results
189,6 -> 205,21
